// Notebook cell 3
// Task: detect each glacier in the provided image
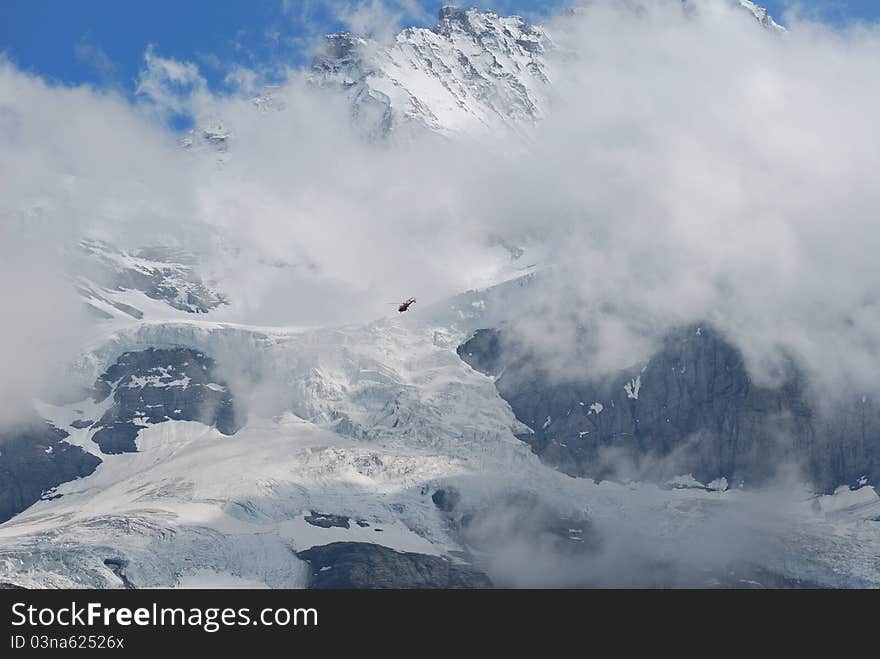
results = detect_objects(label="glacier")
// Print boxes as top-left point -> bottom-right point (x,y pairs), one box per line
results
3,2 -> 880,589
3,278 -> 880,588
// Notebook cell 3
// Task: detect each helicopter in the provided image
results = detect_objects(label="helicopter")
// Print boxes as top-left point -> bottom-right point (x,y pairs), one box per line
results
390,297 -> 416,313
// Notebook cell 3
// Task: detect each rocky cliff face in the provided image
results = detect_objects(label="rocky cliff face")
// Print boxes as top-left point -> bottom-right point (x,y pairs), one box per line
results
187,3 -> 782,148
736,0 -> 786,31
310,7 -> 552,139
459,325 -> 878,492
0,420 -> 101,523
90,347 -> 240,454
76,239 -> 228,318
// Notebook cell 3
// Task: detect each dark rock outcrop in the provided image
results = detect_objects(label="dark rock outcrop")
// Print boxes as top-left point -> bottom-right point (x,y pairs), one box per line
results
103,558 -> 135,589
459,325 -> 879,492
297,542 -> 493,589
304,512 -> 350,529
431,487 -> 461,512
91,348 -> 240,454
0,420 -> 101,524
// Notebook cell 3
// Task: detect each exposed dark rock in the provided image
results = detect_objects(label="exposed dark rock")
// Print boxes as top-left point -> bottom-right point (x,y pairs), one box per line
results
0,420 -> 101,524
297,542 -> 493,589
459,324 -> 880,492
312,33 -> 362,76
0,582 -> 25,589
103,558 -> 135,589
456,329 -> 504,377
69,419 -> 93,429
304,512 -> 350,529
431,487 -> 461,512
90,348 -> 240,454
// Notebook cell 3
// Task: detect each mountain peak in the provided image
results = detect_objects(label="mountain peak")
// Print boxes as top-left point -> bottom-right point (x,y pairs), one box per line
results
738,0 -> 785,31
309,7 -> 552,139
435,6 -> 499,37
437,5 -> 474,28
210,3 -> 785,148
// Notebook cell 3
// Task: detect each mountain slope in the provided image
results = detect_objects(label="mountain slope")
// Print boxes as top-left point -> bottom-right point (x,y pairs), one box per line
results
459,323 -> 879,492
186,2 -> 784,149
310,6 -> 553,139
738,0 -> 786,31
75,239 -> 228,320
6,2 -> 878,591
1,302 -> 879,588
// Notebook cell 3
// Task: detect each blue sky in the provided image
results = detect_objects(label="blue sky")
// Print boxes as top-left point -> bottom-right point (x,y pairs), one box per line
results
1,0 -> 878,96
0,1 -> 564,93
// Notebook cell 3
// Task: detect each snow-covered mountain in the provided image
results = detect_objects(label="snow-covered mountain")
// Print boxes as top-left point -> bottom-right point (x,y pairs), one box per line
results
178,1 -> 785,153
4,300 -> 879,588
6,2 -> 880,590
179,120 -> 232,160
310,6 -> 553,139
189,2 -> 784,147
74,239 -> 227,320
737,0 -> 786,31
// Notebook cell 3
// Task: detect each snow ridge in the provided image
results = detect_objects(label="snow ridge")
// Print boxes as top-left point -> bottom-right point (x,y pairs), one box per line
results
738,0 -> 786,31
310,6 -> 553,139
188,3 -> 783,147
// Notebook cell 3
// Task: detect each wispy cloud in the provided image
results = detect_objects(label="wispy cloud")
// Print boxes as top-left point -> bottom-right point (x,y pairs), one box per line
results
73,35 -> 118,84
135,45 -> 210,119
283,0 -> 432,41
3,0 -> 880,427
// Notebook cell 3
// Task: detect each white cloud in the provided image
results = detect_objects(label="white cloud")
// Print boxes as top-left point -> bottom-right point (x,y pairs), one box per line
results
514,0 -> 880,395
3,0 -> 880,428
338,0 -> 431,41
0,57 -> 201,425
135,45 -> 211,119
284,0 -> 432,42
73,36 -> 118,82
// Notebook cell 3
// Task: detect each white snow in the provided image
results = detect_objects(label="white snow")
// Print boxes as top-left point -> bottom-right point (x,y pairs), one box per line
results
174,571 -> 270,589
666,474 -> 705,489
310,8 -> 554,140
737,0 -> 786,31
280,514 -> 441,556
127,373 -> 191,389
707,477 -> 729,492
6,302 -> 878,589
0,4 -> 867,590
810,485 -> 880,518
624,376 -> 642,400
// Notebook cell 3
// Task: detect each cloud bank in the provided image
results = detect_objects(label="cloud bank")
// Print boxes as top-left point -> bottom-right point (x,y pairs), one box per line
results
2,0 -> 880,427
